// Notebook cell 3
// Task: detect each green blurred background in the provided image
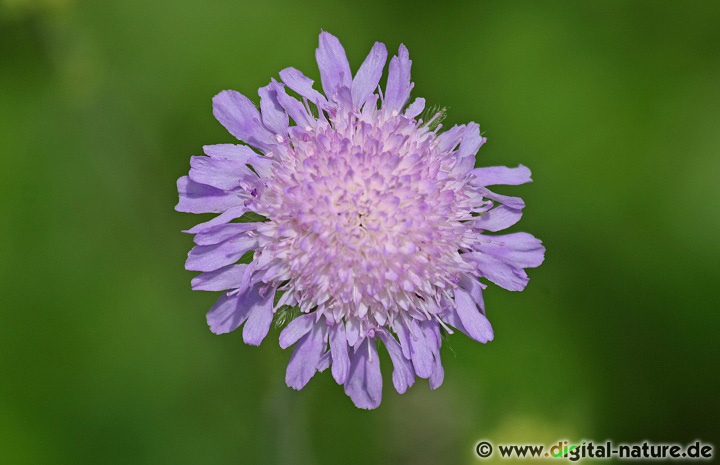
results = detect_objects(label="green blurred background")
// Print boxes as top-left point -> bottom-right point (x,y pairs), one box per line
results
2,0 -> 719,463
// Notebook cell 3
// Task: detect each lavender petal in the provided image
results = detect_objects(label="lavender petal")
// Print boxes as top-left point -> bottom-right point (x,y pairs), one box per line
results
175,176 -> 241,214
378,329 -> 415,394
285,322 -> 326,389
212,90 -> 275,152
385,44 -> 412,112
329,323 -> 350,384
241,284 -> 276,346
352,42 -> 387,108
344,337 -> 382,409
206,293 -> 249,335
316,31 -> 352,97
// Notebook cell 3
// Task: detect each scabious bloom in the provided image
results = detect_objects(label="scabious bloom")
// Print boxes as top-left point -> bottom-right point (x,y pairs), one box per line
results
176,31 -> 544,409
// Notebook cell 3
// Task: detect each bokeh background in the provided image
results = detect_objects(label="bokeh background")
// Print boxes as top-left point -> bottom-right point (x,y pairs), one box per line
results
2,0 -> 719,463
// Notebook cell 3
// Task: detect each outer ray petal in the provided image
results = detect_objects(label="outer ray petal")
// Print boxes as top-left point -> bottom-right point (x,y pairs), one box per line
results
378,329 -> 415,394
344,337 -> 382,409
285,322 -> 326,389
242,284 -> 276,346
185,236 -> 257,272
189,156 -> 255,191
202,144 -> 275,178
330,323 -> 350,384
453,288 -> 494,343
272,81 -> 314,129
352,42 -> 387,108
175,176 -> 242,214
183,206 -> 248,234
278,67 -> 328,107
404,98 -> 425,119
258,81 -> 289,135
191,264 -> 249,292
473,206 -> 523,232
316,31 -> 352,97
206,293 -> 249,335
279,313 -> 316,349
385,44 -> 412,112
212,90 -> 275,152
192,223 -> 259,246
472,164 -> 532,187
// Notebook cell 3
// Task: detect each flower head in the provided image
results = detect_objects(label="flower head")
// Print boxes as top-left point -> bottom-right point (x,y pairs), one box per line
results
177,31 -> 544,409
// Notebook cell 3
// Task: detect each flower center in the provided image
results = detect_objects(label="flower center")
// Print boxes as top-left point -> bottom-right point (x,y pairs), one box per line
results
255,113 -> 472,323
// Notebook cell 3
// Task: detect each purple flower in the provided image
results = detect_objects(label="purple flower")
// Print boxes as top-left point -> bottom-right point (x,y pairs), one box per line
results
177,31 -> 544,409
